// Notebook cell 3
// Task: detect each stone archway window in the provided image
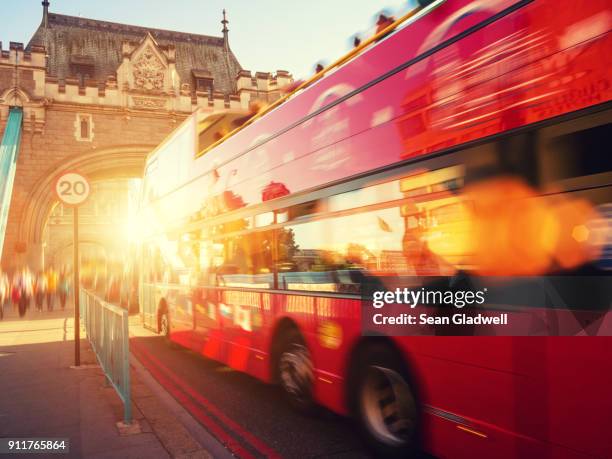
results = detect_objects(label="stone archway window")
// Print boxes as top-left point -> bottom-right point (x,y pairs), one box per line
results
75,113 -> 94,142
80,117 -> 89,138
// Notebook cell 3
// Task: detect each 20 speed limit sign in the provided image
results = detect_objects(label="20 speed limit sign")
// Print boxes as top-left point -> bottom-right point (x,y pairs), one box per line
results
55,172 -> 90,206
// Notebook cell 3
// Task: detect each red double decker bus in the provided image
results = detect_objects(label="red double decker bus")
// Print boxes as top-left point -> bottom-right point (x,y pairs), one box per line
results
137,0 -> 612,457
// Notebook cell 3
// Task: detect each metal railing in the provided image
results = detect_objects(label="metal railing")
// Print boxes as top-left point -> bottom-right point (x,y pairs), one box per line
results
79,288 -> 131,424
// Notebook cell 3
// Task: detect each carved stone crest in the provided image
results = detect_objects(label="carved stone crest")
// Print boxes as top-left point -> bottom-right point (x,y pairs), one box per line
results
132,96 -> 166,109
133,46 -> 165,91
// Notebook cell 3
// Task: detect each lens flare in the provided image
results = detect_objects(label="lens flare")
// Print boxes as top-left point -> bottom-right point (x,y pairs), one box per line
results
423,176 -> 602,276
551,198 -> 601,269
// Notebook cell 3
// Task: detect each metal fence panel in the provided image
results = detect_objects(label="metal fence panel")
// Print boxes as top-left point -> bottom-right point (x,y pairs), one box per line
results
79,288 -> 131,424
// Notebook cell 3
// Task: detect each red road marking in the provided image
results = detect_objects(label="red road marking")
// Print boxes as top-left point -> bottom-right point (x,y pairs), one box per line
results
132,344 -> 257,459
133,340 -> 283,459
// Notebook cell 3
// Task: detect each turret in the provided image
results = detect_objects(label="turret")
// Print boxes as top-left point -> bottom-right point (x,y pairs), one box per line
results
42,0 -> 50,28
221,9 -> 229,49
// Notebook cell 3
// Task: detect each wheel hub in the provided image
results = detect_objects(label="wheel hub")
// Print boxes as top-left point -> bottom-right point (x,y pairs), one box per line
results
279,344 -> 313,401
360,365 -> 416,446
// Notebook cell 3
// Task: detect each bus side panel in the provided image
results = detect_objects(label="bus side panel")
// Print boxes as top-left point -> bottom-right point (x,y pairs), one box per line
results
195,0 -> 519,177
205,0 -> 611,222
543,337 -> 612,459
218,289 -> 272,381
306,296 -> 362,415
395,336 -> 612,459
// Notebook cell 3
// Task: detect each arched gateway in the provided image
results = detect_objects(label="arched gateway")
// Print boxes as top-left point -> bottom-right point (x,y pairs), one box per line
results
0,2 -> 292,270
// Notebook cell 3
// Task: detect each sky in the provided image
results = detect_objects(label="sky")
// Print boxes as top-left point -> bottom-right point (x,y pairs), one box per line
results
1,0 -> 413,80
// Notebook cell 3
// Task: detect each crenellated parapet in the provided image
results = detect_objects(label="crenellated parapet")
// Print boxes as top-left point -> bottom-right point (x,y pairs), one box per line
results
0,41 -> 47,131
236,70 -> 293,91
1,42 -> 293,128
38,75 -> 249,114
1,18 -> 293,132
236,69 -> 294,106
44,74 -> 120,107
0,41 -> 47,68
0,41 -> 47,99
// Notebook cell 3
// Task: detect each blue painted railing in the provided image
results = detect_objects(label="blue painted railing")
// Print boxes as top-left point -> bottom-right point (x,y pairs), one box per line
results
80,288 -> 131,424
0,108 -> 23,259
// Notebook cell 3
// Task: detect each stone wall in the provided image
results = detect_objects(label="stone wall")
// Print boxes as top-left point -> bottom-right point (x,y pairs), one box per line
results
0,107 -> 183,270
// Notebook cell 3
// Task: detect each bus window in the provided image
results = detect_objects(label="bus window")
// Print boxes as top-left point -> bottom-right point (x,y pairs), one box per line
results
199,240 -> 225,286
216,230 -> 275,289
278,207 -> 407,294
288,200 -> 323,221
461,110 -> 612,193
150,247 -> 162,283
178,234 -> 199,269
328,180 -> 403,212
177,233 -> 200,286
462,131 -> 539,186
546,124 -> 611,178
539,112 -> 611,188
222,217 -> 252,234
276,167 -> 470,293
255,212 -> 275,227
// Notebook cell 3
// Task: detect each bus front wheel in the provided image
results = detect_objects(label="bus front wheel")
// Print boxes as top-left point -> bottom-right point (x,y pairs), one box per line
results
351,343 -> 419,457
277,329 -> 316,413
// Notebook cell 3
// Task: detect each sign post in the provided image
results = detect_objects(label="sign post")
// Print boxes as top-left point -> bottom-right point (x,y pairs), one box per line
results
55,172 -> 90,367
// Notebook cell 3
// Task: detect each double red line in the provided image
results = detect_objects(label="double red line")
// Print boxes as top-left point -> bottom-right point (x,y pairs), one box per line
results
131,341 -> 282,459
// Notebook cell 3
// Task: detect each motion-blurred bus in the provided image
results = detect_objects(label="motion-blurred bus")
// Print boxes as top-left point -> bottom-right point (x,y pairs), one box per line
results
136,0 -> 612,456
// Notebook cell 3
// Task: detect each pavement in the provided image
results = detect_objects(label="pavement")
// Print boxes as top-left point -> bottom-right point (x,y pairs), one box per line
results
0,302 -> 213,459
0,299 -> 376,459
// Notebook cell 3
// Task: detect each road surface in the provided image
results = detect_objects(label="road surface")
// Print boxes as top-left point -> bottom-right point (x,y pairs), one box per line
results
130,331 -> 372,459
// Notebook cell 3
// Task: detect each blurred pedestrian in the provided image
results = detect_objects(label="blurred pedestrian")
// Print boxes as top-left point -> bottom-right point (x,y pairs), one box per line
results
46,266 -> 58,311
15,267 -> 33,318
11,272 -> 20,312
33,270 -> 47,312
58,268 -> 69,310
0,270 -> 8,320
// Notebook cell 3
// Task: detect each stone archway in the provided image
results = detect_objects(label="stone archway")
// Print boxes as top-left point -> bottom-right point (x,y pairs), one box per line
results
47,238 -> 109,268
0,87 -> 29,107
14,144 -> 156,269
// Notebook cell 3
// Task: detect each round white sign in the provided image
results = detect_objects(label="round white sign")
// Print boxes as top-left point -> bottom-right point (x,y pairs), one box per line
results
55,172 -> 90,206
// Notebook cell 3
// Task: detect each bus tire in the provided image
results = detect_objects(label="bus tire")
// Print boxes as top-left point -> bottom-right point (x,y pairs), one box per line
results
350,342 -> 420,458
277,329 -> 317,414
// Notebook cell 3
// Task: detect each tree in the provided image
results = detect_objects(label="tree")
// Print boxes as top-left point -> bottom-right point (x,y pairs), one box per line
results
277,228 -> 300,264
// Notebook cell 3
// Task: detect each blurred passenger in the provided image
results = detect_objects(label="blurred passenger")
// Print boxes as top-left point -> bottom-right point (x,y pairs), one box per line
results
33,270 -> 47,312
281,79 -> 305,94
232,100 -> 266,128
375,13 -> 395,34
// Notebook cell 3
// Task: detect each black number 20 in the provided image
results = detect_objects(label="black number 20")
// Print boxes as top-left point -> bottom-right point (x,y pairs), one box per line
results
59,180 -> 86,196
